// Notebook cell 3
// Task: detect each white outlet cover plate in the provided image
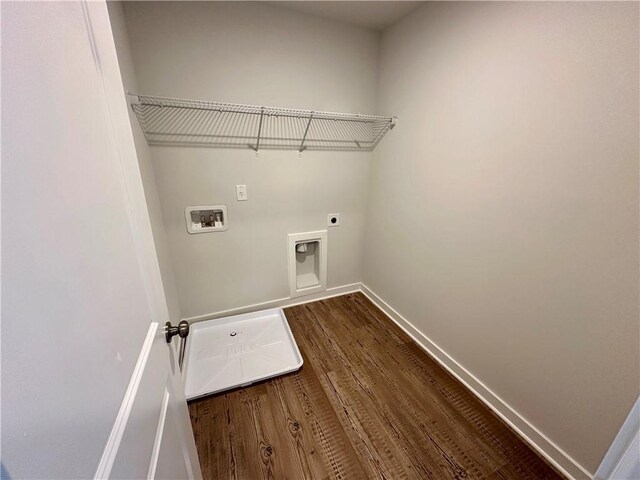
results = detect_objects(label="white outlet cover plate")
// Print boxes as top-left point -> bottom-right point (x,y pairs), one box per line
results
236,185 -> 247,201
327,213 -> 340,227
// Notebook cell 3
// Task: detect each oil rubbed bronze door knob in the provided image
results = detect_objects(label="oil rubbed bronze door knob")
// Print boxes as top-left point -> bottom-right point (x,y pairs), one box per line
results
165,320 -> 189,343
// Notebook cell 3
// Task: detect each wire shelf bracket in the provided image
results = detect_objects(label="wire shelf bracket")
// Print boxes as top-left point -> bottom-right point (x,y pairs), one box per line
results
128,94 -> 397,153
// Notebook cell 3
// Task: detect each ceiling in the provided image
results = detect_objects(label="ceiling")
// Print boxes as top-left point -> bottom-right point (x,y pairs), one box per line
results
267,1 -> 425,31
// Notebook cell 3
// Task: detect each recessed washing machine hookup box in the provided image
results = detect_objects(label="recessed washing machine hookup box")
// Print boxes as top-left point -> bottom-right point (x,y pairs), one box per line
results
185,205 -> 228,234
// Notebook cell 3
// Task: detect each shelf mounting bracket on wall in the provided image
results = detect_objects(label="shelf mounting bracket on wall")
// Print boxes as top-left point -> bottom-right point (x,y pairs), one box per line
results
129,94 -> 397,152
254,107 -> 265,154
298,113 -> 313,153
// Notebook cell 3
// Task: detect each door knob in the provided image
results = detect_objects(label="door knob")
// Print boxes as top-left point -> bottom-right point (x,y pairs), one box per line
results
165,320 -> 189,343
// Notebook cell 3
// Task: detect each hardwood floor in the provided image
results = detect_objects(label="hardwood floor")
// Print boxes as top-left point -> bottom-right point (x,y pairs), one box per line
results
188,293 -> 564,480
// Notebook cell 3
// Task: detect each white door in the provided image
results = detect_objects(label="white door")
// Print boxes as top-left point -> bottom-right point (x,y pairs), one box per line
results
595,397 -> 640,480
1,1 -> 202,479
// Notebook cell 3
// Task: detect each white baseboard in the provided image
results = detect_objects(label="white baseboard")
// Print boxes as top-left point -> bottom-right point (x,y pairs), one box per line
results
181,283 -> 361,323
360,284 -> 592,480
180,282 -> 592,479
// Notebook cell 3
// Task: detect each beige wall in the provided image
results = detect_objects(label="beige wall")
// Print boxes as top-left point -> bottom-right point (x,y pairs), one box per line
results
108,1 -> 181,322
121,1 -> 378,318
364,1 -> 639,474
116,0 -> 639,472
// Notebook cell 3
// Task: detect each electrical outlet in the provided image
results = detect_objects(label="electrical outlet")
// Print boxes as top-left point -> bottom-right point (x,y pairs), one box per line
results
328,213 -> 340,227
236,185 -> 247,201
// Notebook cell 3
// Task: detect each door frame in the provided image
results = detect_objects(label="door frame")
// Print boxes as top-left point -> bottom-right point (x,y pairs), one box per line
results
77,1 -> 199,478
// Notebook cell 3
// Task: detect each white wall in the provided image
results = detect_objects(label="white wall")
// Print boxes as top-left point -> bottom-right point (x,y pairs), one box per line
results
120,1 -> 379,318
107,1 -> 181,322
1,2 -> 162,477
364,1 -> 639,475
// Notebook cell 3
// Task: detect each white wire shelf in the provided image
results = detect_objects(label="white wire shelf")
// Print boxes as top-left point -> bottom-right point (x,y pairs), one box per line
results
129,94 -> 396,152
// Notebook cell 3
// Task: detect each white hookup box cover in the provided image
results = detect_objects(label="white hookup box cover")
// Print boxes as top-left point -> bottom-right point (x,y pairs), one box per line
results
183,308 -> 303,400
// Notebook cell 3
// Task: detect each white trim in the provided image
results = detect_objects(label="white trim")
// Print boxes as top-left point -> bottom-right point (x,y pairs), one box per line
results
147,387 -> 170,480
360,284 -> 592,480
85,0 -> 170,328
595,396 -> 640,480
180,283 -> 595,479
288,230 -> 328,298
95,323 -> 158,479
81,3 -> 199,478
181,283 -> 361,324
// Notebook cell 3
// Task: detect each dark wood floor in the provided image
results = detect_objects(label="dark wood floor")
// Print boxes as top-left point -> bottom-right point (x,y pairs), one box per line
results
189,293 -> 564,480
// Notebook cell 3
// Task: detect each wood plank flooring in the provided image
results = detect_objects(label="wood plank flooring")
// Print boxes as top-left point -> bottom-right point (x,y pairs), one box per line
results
188,292 -> 564,480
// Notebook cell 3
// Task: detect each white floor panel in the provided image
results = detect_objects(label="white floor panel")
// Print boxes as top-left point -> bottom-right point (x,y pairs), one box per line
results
183,308 -> 303,400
